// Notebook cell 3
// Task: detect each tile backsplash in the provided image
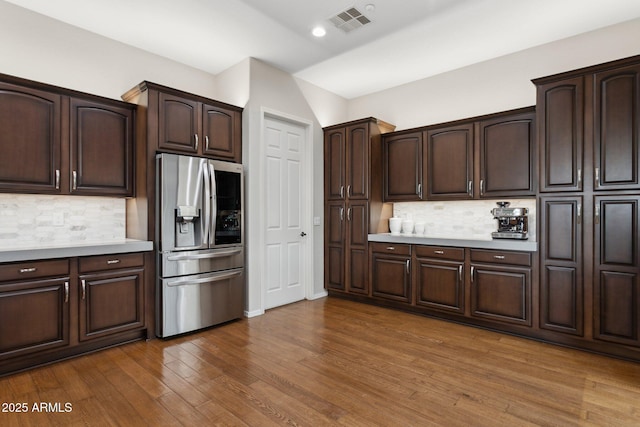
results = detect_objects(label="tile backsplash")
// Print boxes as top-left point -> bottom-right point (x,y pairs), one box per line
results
392,199 -> 537,241
0,194 -> 125,247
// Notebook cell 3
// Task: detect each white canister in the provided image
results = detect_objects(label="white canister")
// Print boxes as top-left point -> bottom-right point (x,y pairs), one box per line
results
414,222 -> 425,235
389,217 -> 402,234
401,219 -> 414,235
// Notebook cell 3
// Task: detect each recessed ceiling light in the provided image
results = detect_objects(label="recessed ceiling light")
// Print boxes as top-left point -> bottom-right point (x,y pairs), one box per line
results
312,26 -> 326,37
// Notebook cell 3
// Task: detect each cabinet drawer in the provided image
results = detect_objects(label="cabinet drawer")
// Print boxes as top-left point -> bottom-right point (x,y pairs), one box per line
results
414,245 -> 464,261
370,242 -> 411,256
0,259 -> 70,282
79,253 -> 144,273
470,249 -> 531,266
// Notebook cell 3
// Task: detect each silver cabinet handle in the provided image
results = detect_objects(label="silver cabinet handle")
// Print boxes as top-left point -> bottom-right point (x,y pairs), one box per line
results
595,167 -> 600,187
406,259 -> 410,275
64,281 -> 69,303
577,168 -> 582,186
72,170 -> 77,190
458,265 -> 463,283
577,203 -> 582,224
480,179 -> 484,195
470,266 -> 475,283
468,181 -> 473,197
194,134 -> 199,151
340,207 -> 344,221
205,135 -> 210,151
386,246 -> 395,251
19,267 -> 37,273
434,250 -> 444,255
340,186 -> 344,199
106,259 -> 120,265
347,185 -> 351,197
595,205 -> 600,224
493,255 -> 505,260
416,183 -> 422,197
81,279 -> 86,300
55,169 -> 60,189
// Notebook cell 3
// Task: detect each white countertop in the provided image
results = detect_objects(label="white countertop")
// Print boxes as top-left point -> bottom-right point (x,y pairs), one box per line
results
0,239 -> 154,263
369,233 -> 538,252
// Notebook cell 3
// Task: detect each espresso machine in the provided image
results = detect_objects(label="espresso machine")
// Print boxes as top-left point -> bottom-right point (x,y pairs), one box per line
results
491,201 -> 529,240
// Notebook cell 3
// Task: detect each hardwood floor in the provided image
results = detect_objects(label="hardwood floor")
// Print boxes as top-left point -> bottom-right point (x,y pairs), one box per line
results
2,297 -> 640,426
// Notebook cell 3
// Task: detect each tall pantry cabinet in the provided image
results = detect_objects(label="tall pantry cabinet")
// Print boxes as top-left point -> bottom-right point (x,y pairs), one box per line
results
535,56 -> 640,353
324,118 -> 395,294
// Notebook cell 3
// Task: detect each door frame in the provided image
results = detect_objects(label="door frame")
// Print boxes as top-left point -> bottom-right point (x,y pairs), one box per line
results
258,108 -> 315,312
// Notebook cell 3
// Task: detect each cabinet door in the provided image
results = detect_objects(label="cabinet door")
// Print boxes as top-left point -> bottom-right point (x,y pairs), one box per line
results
425,124 -> 474,200
479,111 -> 536,197
158,92 -> 199,154
347,202 -> 369,294
594,196 -> 640,345
324,127 -> 346,200
0,278 -> 70,360
594,64 -> 640,191
202,103 -> 241,162
540,196 -> 583,335
0,82 -> 62,193
371,253 -> 411,303
325,202 -> 345,291
537,77 -> 584,192
470,264 -> 531,326
79,268 -> 144,341
415,258 -> 464,314
70,98 -> 134,196
383,132 -> 422,201
346,123 -> 369,200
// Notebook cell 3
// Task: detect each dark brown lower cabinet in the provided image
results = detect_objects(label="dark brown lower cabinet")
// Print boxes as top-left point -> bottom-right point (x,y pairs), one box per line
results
414,246 -> 464,314
539,196 -> 584,335
0,253 -> 147,376
594,196 -> 640,346
470,249 -> 532,326
370,243 -> 412,303
79,253 -> 145,341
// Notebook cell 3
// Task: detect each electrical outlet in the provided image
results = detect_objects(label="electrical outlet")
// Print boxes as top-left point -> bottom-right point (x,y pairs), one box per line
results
313,216 -> 321,226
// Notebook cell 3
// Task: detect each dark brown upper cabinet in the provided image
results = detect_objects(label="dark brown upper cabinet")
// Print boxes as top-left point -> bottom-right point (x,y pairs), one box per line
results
0,81 -> 62,194
536,77 -> 584,192
127,83 -> 242,163
0,74 -> 135,197
384,107 -> 535,202
534,56 -> 640,193
70,98 -> 134,196
426,123 -> 474,200
382,131 -> 424,202
594,63 -> 640,191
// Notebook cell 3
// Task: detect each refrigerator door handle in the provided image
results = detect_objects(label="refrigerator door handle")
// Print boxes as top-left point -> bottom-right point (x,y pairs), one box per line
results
167,248 -> 243,261
209,162 -> 218,246
202,161 -> 211,247
165,270 -> 242,287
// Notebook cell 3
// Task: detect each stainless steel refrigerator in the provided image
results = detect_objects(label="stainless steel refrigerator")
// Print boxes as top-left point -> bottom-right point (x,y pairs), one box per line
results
156,153 -> 244,338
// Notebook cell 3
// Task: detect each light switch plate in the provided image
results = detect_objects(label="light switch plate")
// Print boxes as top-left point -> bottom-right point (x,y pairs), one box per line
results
313,216 -> 321,226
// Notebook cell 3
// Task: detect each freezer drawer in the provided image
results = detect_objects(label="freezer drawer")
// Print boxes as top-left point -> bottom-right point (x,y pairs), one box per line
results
158,268 -> 244,338
159,246 -> 244,278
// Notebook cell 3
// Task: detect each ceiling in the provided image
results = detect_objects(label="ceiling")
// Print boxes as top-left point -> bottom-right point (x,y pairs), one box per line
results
5,0 -> 640,99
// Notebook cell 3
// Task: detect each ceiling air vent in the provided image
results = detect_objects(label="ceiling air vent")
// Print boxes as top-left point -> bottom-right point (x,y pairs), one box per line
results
329,7 -> 371,33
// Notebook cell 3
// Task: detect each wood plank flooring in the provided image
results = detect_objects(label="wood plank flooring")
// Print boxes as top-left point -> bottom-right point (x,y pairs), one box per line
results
2,297 -> 640,426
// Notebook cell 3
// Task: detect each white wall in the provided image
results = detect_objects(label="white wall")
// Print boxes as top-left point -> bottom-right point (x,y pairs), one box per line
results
347,17 -> 640,131
0,0 -> 217,100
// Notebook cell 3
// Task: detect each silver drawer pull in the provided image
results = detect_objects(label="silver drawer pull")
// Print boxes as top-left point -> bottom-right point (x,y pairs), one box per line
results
19,267 -> 37,273
386,246 -> 395,251
434,250 -> 444,254
493,255 -> 505,260
107,259 -> 121,265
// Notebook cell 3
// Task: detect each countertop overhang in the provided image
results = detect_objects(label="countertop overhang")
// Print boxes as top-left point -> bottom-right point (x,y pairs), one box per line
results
0,239 -> 154,263
369,233 -> 538,252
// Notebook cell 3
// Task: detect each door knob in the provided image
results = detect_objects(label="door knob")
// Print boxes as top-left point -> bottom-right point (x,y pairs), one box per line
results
300,232 -> 307,237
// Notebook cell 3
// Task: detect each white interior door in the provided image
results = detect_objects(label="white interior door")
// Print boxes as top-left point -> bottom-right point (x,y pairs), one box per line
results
264,116 -> 308,309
